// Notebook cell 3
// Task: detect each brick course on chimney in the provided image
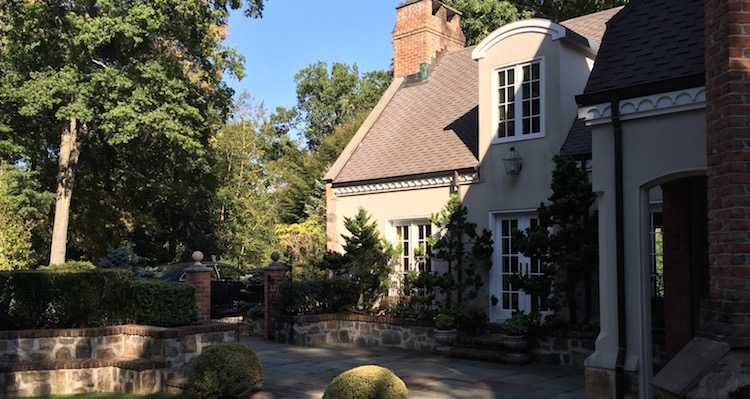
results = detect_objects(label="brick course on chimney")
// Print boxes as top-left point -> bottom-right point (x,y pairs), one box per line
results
703,0 -> 750,347
392,0 -> 466,78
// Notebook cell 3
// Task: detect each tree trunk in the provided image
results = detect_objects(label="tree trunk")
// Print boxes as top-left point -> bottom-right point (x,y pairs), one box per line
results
49,117 -> 82,265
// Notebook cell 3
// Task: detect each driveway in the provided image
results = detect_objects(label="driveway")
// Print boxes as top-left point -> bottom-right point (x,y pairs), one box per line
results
240,336 -> 585,399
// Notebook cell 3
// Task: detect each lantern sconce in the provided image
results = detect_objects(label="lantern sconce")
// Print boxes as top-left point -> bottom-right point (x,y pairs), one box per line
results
503,147 -> 523,176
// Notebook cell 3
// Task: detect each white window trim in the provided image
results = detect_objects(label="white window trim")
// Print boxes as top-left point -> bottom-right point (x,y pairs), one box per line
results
491,57 -> 546,145
387,218 -> 434,296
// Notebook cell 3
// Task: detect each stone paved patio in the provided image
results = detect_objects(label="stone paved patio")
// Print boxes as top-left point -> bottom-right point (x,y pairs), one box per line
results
240,336 -> 585,399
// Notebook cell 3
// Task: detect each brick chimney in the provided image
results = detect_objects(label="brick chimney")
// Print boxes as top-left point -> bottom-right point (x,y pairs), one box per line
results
392,0 -> 466,79
703,0 -> 750,347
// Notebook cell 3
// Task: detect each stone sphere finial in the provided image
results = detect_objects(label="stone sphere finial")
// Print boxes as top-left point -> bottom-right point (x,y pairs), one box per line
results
271,252 -> 280,262
192,251 -> 204,265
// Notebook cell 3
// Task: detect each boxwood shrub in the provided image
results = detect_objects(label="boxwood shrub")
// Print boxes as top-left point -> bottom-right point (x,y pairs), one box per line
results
187,342 -> 262,399
0,269 -> 197,329
323,365 -> 409,399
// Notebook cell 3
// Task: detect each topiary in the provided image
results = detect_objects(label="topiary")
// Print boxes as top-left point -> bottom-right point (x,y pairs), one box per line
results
187,342 -> 263,399
322,365 -> 409,399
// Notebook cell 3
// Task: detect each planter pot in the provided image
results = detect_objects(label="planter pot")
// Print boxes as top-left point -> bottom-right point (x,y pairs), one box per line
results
434,328 -> 458,346
502,333 -> 528,352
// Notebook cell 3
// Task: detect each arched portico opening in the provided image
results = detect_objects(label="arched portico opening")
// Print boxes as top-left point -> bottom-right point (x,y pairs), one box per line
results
642,172 -> 709,380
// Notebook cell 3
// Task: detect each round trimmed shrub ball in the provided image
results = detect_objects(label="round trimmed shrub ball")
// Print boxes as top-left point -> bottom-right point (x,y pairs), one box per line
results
187,342 -> 262,399
322,365 -> 409,399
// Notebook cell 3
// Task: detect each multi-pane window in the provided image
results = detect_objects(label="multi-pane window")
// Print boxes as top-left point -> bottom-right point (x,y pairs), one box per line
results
496,60 -> 543,140
396,223 -> 432,273
391,222 -> 432,295
492,213 -> 551,321
650,212 -> 664,298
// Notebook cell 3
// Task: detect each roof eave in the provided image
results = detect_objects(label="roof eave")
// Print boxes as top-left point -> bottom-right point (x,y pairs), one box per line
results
331,166 -> 478,188
576,73 -> 705,106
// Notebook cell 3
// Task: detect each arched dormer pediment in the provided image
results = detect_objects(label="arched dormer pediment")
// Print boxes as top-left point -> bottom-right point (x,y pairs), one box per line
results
471,19 -> 566,60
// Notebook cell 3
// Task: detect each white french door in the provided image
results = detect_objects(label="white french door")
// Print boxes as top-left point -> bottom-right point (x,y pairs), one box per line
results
490,213 -> 548,321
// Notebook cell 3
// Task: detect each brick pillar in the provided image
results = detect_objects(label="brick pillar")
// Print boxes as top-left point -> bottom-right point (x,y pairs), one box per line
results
264,252 -> 290,341
184,251 -> 212,322
703,0 -> 750,347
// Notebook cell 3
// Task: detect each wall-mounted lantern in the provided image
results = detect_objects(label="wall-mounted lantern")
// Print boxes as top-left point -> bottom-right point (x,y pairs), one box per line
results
503,147 -> 523,176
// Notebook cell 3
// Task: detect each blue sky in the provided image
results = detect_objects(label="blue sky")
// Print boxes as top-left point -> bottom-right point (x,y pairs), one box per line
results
224,0 -> 401,114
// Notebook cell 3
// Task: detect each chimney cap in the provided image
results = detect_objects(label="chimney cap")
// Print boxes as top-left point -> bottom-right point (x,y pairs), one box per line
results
396,0 -> 462,19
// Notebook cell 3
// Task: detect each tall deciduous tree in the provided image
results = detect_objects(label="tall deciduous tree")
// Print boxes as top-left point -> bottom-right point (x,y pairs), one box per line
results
269,61 -> 392,224
0,0 -> 262,264
213,92 -> 280,267
294,61 -> 392,150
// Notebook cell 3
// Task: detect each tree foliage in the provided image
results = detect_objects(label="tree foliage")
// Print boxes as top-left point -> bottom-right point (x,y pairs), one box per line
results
295,61 -> 391,150
334,208 -> 396,310
268,62 -> 391,225
512,155 -> 597,323
445,0 -> 532,46
512,0 -> 627,22
0,163 -> 54,270
0,0 -> 263,264
445,0 -> 628,46
213,92 -> 280,267
426,194 -> 493,309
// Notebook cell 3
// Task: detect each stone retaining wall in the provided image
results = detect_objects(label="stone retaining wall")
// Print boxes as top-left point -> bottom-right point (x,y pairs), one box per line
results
531,329 -> 597,366
276,314 -> 438,351
273,314 -> 596,367
0,323 -> 237,398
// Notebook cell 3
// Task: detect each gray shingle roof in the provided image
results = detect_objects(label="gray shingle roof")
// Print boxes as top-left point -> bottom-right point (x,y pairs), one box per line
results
330,9 -> 617,185
560,6 -> 624,45
333,47 -> 479,185
578,0 -> 704,104
560,118 -> 592,157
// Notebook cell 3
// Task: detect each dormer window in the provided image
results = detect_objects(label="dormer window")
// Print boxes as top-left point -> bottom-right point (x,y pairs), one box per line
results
494,59 -> 544,142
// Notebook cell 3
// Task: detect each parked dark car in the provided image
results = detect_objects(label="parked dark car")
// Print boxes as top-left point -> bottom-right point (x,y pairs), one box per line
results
157,262 -> 263,318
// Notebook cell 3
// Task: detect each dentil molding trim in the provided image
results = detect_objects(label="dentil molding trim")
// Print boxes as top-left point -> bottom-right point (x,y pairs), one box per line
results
578,86 -> 706,125
333,172 -> 479,197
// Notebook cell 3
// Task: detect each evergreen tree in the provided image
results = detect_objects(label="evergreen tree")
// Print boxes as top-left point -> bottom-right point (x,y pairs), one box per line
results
339,208 -> 396,310
512,155 -> 597,323
427,194 -> 493,309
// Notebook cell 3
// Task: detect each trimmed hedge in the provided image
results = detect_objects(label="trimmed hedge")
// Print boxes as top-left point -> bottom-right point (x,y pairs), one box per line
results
0,269 -> 197,329
135,280 -> 197,326
285,278 -> 360,315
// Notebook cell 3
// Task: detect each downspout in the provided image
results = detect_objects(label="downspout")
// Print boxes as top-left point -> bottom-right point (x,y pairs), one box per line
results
612,93 -> 627,399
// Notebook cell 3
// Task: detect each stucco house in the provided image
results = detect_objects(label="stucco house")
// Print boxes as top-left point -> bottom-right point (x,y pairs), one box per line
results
324,0 -> 618,323
577,0 -> 750,398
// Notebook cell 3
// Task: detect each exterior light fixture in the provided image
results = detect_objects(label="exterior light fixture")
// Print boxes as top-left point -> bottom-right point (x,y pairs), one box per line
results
503,147 -> 523,176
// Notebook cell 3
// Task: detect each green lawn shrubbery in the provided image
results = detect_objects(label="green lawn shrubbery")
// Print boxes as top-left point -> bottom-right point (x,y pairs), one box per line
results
285,278 -> 360,315
0,269 -> 196,329
323,365 -> 409,399
187,342 -> 262,399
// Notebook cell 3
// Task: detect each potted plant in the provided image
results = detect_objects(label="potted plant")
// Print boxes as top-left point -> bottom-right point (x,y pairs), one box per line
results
502,311 -> 533,351
433,312 -> 457,346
